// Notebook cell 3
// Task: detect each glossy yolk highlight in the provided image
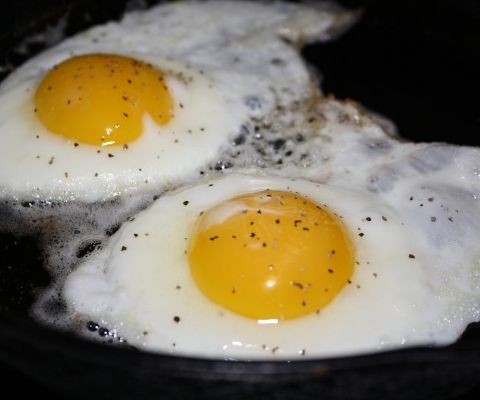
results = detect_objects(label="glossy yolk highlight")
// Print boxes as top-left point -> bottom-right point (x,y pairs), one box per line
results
34,54 -> 173,146
188,190 -> 354,321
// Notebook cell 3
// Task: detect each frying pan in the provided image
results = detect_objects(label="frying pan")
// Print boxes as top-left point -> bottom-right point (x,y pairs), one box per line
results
1,0 -> 480,398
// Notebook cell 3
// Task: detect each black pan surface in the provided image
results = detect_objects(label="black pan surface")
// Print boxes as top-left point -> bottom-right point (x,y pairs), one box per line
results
1,0 -> 480,399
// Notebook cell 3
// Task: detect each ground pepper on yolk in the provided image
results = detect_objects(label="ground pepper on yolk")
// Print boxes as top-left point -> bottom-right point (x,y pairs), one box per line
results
34,54 -> 173,147
188,190 -> 355,321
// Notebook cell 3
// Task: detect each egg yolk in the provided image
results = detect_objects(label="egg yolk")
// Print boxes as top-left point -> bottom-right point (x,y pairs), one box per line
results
34,54 -> 173,146
188,190 -> 354,321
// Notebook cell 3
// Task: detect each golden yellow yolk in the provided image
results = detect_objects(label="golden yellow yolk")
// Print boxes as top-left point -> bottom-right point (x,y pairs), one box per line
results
34,54 -> 173,146
188,190 -> 355,321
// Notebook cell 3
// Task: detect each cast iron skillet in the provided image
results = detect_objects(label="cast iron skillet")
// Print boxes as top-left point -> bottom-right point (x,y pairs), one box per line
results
1,0 -> 480,399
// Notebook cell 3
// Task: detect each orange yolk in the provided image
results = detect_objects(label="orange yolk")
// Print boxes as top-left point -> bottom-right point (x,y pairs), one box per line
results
34,54 -> 173,146
188,190 -> 355,321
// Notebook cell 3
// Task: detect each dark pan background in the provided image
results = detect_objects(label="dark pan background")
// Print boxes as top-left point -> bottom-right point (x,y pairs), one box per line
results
1,0 -> 480,398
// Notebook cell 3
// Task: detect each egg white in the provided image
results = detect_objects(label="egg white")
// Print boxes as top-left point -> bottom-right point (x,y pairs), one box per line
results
62,174 -> 472,360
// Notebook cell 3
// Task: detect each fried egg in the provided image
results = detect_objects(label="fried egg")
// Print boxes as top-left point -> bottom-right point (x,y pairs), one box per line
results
0,0 -> 353,202
4,0 -> 479,362
63,174 -> 480,359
